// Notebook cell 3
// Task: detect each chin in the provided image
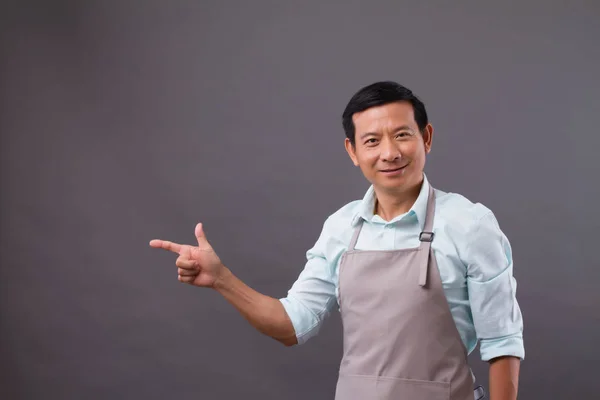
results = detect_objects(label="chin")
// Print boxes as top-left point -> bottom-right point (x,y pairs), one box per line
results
375,181 -> 407,192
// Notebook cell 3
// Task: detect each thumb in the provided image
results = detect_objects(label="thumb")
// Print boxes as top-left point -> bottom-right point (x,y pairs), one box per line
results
195,223 -> 210,246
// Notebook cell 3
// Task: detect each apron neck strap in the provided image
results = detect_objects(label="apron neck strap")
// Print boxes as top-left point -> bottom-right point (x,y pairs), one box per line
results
418,184 -> 436,286
348,220 -> 363,251
419,184 -> 436,248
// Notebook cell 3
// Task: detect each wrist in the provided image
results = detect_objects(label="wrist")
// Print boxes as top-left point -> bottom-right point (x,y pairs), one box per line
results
213,265 -> 232,291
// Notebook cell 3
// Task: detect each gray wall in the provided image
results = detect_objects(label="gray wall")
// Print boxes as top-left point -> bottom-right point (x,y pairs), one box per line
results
1,1 -> 599,399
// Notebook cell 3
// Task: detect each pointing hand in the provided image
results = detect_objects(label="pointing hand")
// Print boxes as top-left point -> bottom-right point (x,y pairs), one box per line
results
149,223 -> 224,288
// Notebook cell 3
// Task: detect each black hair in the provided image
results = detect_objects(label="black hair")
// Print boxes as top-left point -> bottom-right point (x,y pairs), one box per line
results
342,81 -> 428,145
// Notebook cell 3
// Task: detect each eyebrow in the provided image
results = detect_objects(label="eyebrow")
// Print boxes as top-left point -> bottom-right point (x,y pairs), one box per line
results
359,125 -> 414,139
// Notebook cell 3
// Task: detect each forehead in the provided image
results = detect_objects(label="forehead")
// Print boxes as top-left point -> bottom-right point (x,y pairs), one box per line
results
352,101 -> 417,133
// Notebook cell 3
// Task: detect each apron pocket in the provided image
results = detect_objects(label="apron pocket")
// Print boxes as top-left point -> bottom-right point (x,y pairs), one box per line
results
335,374 -> 450,400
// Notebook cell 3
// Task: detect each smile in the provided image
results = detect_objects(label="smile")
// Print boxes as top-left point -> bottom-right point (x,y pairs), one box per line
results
380,165 -> 407,174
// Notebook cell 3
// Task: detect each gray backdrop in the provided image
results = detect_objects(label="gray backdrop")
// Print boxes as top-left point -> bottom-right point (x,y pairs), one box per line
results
1,1 -> 599,399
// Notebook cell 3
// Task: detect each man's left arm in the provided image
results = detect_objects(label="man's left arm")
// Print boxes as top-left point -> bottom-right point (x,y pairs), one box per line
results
463,210 -> 525,400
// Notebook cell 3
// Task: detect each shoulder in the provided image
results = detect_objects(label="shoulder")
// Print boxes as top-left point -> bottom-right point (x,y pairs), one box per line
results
323,199 -> 362,232
433,189 -> 496,236
307,199 -> 362,261
433,188 -> 510,267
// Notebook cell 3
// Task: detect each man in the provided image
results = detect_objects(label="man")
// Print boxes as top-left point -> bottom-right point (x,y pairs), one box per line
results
150,81 -> 524,400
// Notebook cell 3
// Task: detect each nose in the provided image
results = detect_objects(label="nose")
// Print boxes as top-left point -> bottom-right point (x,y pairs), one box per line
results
380,140 -> 401,162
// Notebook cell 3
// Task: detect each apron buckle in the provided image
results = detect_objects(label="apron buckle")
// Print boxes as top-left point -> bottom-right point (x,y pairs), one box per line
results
419,231 -> 435,242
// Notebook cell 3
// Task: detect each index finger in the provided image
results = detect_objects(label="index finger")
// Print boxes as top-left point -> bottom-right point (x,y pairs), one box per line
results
149,239 -> 182,254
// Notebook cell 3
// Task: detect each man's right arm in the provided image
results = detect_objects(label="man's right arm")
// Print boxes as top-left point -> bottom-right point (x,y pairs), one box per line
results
150,218 -> 340,347
213,266 -> 298,346
212,213 -> 340,347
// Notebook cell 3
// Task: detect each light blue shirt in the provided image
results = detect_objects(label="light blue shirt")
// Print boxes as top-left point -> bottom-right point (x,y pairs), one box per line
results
279,174 -> 524,362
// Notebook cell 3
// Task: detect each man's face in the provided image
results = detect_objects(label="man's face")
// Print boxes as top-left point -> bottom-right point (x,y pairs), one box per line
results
345,101 -> 433,194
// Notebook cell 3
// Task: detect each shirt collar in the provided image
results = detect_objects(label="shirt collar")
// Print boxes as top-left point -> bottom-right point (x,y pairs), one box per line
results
351,173 -> 431,230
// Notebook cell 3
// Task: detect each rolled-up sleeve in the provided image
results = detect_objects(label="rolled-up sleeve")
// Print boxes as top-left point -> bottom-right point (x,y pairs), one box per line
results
279,217 -> 338,345
464,211 -> 525,362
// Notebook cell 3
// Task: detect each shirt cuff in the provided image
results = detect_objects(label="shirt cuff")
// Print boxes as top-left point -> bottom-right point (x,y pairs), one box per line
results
479,332 -> 525,362
279,296 -> 322,345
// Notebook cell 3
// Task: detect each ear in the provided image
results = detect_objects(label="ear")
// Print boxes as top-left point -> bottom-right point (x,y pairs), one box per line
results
344,138 -> 359,166
422,124 -> 434,154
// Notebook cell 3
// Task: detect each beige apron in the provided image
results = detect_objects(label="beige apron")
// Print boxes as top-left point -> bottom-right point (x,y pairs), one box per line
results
334,184 -> 480,400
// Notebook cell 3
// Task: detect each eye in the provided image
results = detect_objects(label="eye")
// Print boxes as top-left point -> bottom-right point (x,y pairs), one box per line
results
396,132 -> 411,139
364,138 -> 379,145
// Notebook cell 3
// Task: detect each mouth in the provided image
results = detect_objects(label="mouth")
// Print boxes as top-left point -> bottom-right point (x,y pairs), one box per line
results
380,165 -> 408,173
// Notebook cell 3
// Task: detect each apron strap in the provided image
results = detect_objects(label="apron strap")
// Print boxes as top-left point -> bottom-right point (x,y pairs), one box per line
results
348,220 -> 363,251
418,184 -> 436,286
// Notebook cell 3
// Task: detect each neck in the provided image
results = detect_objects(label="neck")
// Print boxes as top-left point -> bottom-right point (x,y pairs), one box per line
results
374,177 -> 424,221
